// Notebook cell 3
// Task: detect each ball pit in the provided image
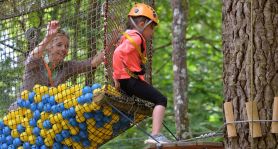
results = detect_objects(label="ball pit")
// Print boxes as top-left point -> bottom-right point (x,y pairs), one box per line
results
0,83 -> 146,148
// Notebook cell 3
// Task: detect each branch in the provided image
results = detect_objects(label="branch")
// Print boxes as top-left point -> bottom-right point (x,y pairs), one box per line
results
187,35 -> 221,52
0,41 -> 25,54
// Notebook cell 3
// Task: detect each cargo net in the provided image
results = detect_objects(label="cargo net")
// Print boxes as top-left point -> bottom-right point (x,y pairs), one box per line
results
0,0 -> 154,148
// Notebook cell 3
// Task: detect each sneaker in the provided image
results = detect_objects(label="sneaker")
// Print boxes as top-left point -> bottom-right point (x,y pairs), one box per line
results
144,134 -> 170,144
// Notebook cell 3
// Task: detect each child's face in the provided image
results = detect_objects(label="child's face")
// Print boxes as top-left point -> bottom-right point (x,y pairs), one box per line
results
142,23 -> 155,40
47,35 -> 69,63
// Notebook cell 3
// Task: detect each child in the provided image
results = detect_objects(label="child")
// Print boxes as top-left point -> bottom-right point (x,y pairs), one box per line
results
112,3 -> 170,144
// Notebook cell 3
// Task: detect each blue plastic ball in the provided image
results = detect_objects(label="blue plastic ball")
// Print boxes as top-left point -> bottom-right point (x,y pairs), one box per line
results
84,93 -> 93,102
12,138 -> 21,147
28,92 -> 35,103
37,102 -> 44,112
23,142 -> 31,149
79,130 -> 88,139
69,118 -> 78,127
33,127 -> 40,136
91,83 -> 101,90
5,135 -> 13,145
17,99 -> 24,107
24,100 -> 31,108
30,103 -> 37,111
55,134 -> 64,142
0,134 -> 5,143
35,136 -> 43,146
51,105 -> 58,114
3,127 -> 11,136
43,104 -> 52,112
0,121 -> 4,129
43,120 -> 52,129
82,139 -> 91,147
7,145 -> 15,149
33,110 -> 41,120
71,135 -> 80,142
78,122 -> 87,130
42,94 -> 50,104
40,145 -> 48,149
61,130 -> 70,138
82,86 -> 92,94
16,125 -> 25,133
52,142 -> 62,149
48,96 -> 56,105
29,118 -> 37,127
1,143 -> 8,149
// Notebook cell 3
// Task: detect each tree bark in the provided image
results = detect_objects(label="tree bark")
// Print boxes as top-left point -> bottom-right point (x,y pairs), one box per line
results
171,0 -> 189,139
223,0 -> 278,148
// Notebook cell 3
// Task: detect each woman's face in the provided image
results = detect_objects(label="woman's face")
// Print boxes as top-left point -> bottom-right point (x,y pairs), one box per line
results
47,35 -> 69,64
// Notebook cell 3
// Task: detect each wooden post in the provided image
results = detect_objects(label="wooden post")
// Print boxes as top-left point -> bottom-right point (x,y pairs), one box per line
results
224,102 -> 237,137
271,97 -> 278,133
245,101 -> 262,138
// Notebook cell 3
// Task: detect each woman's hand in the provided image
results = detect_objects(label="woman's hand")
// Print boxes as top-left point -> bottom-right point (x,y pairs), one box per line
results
91,50 -> 105,68
45,20 -> 60,40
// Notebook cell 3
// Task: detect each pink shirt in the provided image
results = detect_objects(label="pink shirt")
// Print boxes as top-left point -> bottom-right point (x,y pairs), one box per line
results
113,30 -> 147,81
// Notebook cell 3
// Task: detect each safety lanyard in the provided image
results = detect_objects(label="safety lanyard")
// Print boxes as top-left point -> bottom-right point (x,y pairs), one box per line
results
43,60 -> 54,87
122,32 -> 147,64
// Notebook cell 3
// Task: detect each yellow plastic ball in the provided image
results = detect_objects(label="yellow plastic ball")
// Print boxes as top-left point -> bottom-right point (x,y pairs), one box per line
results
40,129 -> 47,138
44,137 -> 54,147
29,135 -> 36,144
33,84 -> 41,94
111,114 -> 119,123
39,86 -> 49,95
49,87 -> 58,96
8,120 -> 17,129
47,129 -> 56,139
11,129 -> 19,138
52,123 -> 62,133
25,126 -> 32,135
25,109 -> 33,119
21,117 -> 29,127
37,119 -> 43,129
57,84 -> 67,93
40,112 -> 50,121
3,116 -> 9,125
54,93 -> 63,103
62,138 -> 73,146
90,102 -> 100,111
61,120 -> 69,129
86,119 -> 96,126
76,115 -> 85,123
69,126 -> 79,135
54,113 -> 63,123
21,90 -> 29,100
34,94 -> 42,103
20,132 -> 29,142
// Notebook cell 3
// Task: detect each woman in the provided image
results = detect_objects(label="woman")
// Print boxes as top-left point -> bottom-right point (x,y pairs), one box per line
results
22,20 -> 104,90
9,20 -> 104,111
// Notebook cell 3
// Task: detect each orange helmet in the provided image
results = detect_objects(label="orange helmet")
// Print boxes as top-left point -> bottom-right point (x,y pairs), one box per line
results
128,3 -> 158,25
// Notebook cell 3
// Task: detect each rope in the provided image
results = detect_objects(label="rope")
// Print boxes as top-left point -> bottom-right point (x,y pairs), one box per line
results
249,0 -> 254,147
105,100 -> 162,145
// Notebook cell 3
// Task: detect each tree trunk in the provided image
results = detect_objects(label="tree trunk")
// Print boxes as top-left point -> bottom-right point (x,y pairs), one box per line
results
171,0 -> 189,140
223,0 -> 278,148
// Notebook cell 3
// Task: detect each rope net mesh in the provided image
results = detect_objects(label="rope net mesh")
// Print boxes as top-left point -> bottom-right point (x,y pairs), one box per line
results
0,0 -> 154,148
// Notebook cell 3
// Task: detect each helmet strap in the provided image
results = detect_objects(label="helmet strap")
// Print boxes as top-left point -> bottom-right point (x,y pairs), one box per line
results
129,17 -> 152,34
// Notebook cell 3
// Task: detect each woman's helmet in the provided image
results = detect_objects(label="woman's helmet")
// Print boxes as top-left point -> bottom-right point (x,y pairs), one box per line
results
128,3 -> 158,25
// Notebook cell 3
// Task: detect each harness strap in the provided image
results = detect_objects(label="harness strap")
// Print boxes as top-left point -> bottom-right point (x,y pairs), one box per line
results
123,32 -> 147,64
43,60 -> 54,86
